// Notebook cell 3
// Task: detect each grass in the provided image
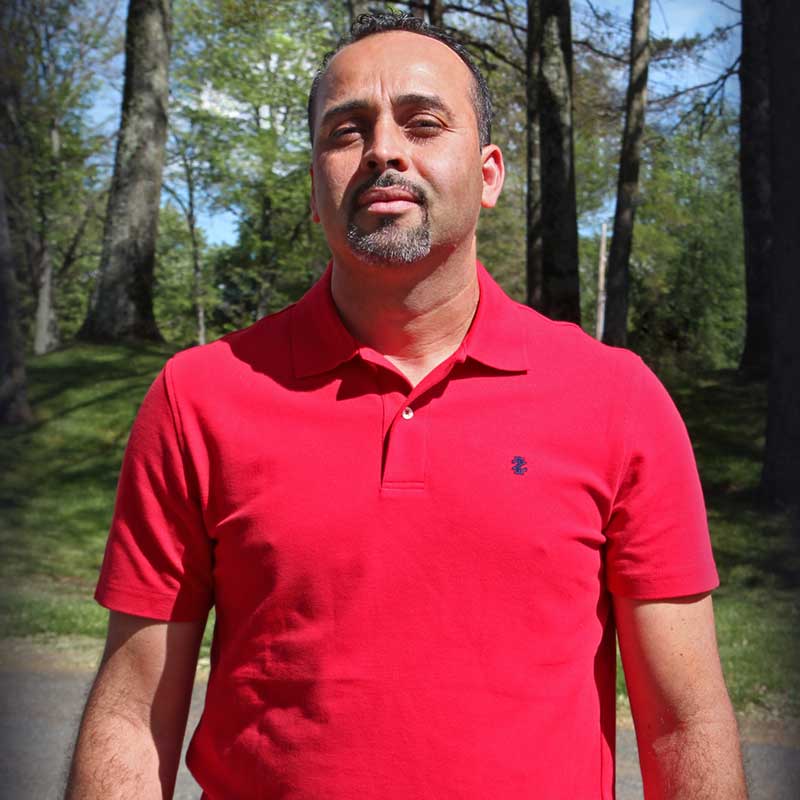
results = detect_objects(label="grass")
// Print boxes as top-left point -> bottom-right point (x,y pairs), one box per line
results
1,347 -> 797,716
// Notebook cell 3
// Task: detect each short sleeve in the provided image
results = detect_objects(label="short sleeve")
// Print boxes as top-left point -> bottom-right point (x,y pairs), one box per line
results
604,359 -> 719,599
95,362 -> 214,621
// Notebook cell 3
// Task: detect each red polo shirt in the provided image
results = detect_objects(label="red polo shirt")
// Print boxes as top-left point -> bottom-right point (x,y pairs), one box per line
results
96,262 -> 718,799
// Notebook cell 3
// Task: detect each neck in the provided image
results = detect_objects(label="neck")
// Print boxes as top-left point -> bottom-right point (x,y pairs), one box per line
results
330,245 -> 480,387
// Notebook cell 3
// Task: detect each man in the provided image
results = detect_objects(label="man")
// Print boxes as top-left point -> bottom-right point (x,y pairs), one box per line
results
66,13 -> 747,799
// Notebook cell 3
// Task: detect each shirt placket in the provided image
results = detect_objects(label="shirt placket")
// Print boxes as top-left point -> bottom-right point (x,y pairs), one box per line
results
373,351 -> 466,491
381,387 -> 429,489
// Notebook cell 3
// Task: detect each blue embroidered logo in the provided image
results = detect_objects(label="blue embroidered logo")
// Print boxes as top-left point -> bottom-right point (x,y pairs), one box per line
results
511,455 -> 528,475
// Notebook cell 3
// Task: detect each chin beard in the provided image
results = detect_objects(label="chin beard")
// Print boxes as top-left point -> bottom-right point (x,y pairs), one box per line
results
346,213 -> 432,264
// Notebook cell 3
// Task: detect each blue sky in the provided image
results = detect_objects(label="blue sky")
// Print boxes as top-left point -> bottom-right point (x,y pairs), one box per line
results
603,0 -> 741,93
186,0 -> 743,245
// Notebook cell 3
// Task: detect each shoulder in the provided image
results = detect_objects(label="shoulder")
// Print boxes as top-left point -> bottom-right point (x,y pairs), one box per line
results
511,302 -> 650,392
164,304 -> 295,394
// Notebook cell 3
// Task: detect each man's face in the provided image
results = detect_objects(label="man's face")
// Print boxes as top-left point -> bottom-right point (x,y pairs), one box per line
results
310,31 -> 503,267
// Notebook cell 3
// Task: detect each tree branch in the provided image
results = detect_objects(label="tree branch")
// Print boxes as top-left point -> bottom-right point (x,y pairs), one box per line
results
444,3 -> 526,33
499,0 -> 526,54
58,191 -> 103,278
442,25 -> 524,74
648,55 -> 740,108
711,0 -> 740,15
162,182 -> 190,217
573,38 -> 627,64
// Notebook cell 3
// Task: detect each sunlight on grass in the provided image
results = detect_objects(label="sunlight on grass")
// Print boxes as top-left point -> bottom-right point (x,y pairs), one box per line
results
0,344 -> 176,582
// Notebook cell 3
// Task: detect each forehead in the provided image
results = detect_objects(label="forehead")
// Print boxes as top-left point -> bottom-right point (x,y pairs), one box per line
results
316,30 -> 475,114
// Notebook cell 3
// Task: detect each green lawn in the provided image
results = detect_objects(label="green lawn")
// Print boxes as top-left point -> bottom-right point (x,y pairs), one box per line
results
1,345 -> 797,716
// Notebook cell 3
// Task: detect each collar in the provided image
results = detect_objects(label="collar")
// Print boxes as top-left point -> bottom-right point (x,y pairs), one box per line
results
462,261 -> 529,372
291,260 -> 528,379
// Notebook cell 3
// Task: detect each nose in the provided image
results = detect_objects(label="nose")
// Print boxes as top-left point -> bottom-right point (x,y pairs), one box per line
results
361,117 -> 410,173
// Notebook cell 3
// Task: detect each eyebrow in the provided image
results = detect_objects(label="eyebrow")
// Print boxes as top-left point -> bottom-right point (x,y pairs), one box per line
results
319,93 -> 455,130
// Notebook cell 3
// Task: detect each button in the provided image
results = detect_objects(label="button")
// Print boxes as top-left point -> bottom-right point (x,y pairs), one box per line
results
401,407 -> 414,420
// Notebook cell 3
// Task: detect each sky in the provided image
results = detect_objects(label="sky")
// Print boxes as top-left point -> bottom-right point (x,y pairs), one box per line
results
143,0 -> 739,246
601,0 -> 741,96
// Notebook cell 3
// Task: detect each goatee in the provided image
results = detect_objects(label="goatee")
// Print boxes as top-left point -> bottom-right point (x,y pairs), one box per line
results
346,215 -> 432,264
347,174 -> 431,264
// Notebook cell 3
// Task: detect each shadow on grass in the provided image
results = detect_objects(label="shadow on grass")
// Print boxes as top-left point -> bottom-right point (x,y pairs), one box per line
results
0,343 -> 177,583
667,369 -> 799,592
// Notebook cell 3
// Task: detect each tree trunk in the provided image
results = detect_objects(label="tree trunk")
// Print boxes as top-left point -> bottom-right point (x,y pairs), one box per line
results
538,0 -> 581,323
428,0 -> 444,27
32,239 -> 59,355
525,0 -> 544,311
602,0 -> 651,347
0,171 -> 33,425
195,271 -> 206,346
347,1 -> 371,24
79,0 -> 171,342
738,0 -> 772,378
187,200 -> 205,346
409,1 -> 425,19
761,0 -> 800,511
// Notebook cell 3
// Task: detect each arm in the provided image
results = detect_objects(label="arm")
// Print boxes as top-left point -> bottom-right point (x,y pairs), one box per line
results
615,592 -> 748,800
65,610 -> 206,800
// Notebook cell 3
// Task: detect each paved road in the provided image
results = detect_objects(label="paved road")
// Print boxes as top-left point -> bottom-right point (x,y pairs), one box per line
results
1,666 -> 797,799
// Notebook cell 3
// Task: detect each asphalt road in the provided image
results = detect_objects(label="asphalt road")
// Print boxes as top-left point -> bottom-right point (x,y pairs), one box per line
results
1,666 -> 797,799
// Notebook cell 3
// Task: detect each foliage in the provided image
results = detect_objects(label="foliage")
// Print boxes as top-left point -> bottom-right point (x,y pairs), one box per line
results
627,114 -> 745,372
0,0 -> 122,345
154,205 -> 217,346
163,0 -> 345,330
580,114 -> 744,370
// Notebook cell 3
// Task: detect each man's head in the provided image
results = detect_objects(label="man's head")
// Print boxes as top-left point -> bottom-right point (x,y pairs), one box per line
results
308,12 -> 504,268
308,13 -> 493,149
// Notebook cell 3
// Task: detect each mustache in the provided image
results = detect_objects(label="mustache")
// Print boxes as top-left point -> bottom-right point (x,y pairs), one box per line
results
350,173 -> 428,212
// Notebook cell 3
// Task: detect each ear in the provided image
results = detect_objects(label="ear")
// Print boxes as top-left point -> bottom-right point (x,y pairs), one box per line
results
309,166 -> 321,223
480,144 -> 505,209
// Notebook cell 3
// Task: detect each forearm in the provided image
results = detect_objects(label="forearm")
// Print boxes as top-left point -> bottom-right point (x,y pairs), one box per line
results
64,613 -> 203,800
66,709 -> 168,799
616,594 -> 749,800
65,672 -> 183,800
636,707 -> 748,800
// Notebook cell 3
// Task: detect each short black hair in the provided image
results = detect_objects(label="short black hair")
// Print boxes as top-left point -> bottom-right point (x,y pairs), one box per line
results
308,11 -> 493,147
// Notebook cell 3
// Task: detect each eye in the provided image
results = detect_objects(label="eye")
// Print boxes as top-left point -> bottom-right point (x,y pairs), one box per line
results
409,117 -> 441,129
406,116 -> 443,137
331,124 -> 363,140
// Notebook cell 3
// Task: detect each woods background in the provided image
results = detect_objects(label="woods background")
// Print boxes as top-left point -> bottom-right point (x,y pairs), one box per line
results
0,2 -> 797,521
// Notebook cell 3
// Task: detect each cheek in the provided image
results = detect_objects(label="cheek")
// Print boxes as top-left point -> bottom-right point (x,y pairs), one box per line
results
425,157 -> 483,213
316,154 -> 361,213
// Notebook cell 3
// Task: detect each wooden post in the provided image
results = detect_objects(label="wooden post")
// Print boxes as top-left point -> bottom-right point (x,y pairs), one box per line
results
595,222 -> 607,340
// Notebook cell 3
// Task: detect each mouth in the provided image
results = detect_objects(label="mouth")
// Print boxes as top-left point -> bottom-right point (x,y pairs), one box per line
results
354,180 -> 425,216
357,188 -> 420,215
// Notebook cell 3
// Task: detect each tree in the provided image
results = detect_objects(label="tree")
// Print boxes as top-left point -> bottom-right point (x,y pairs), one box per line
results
738,0 -> 771,378
0,170 -> 33,424
602,0 -> 651,347
432,1 -> 618,309
164,124 -> 208,344
525,0 -> 543,310
761,0 -> 800,511
153,203 -> 214,345
80,0 -> 172,342
409,1 -> 442,26
0,0 -> 121,354
538,0 -> 580,322
623,118 -> 744,373
429,0 -> 444,27
348,1 -> 373,23
165,0 -> 336,334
